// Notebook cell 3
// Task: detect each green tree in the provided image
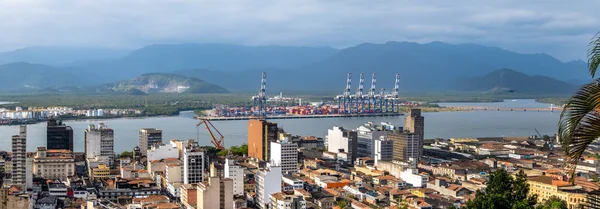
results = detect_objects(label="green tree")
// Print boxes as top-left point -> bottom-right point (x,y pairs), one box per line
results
559,32 -> 600,178
334,199 -> 349,209
118,151 -> 133,158
465,169 -> 537,209
535,196 -> 567,209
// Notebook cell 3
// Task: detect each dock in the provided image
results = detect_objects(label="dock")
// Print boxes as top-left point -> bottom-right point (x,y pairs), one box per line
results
197,112 -> 405,121
452,106 -> 562,112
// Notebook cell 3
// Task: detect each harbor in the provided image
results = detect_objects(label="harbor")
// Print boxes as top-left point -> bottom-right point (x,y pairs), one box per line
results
197,112 -> 405,121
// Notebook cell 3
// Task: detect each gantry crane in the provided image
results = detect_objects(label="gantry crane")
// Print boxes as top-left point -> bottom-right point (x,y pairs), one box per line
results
196,119 -> 225,150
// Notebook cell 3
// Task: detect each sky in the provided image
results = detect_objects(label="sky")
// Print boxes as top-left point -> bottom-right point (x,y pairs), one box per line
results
0,0 -> 597,61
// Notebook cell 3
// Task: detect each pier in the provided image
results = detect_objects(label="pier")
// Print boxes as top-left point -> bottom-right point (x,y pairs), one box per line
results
452,106 -> 562,112
197,112 -> 405,121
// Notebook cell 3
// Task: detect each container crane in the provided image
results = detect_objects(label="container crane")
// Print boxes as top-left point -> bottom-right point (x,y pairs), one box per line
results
378,88 -> 386,113
251,72 -> 267,117
196,119 -> 225,150
354,73 -> 365,113
335,73 -> 352,114
366,73 -> 377,113
386,74 -> 400,112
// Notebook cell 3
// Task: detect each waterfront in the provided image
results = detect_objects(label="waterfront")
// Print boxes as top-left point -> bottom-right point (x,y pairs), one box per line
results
0,99 -> 560,153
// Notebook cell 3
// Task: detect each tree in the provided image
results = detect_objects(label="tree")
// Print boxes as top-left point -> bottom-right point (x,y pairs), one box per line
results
465,169 -> 537,209
535,196 -> 567,209
559,32 -> 600,178
334,199 -> 349,209
118,151 -> 133,158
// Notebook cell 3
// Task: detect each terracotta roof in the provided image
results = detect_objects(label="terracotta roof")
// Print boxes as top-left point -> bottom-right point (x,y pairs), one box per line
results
376,175 -> 396,180
132,195 -> 169,204
145,203 -> 179,209
270,192 -> 286,201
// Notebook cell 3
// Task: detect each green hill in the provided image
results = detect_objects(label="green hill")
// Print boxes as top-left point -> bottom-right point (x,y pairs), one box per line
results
103,73 -> 229,94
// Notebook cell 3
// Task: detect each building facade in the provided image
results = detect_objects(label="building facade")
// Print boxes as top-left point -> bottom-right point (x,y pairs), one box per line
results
325,126 -> 358,163
404,108 -> 424,141
527,176 -> 588,209
389,131 -> 421,162
11,126 -> 26,187
224,158 -> 244,196
248,119 -> 279,161
183,143 -> 207,184
270,138 -> 298,175
46,118 -> 74,151
256,164 -> 282,209
270,192 -> 307,209
84,124 -> 115,168
139,128 -> 163,156
32,147 -> 75,181
196,165 -> 233,209
374,135 -> 394,164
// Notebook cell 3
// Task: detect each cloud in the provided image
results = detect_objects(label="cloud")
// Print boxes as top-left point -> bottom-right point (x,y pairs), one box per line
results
0,0 -> 597,60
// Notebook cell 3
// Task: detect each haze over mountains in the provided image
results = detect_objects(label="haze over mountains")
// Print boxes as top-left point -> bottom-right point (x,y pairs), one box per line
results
0,41 -> 588,94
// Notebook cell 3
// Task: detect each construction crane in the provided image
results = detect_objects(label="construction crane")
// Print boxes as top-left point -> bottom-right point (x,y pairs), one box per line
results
385,74 -> 400,112
196,119 -> 225,150
534,128 -> 543,139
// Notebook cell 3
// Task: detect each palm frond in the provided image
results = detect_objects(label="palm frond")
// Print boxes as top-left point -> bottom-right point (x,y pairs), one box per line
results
588,32 -> 600,78
559,79 -> 600,178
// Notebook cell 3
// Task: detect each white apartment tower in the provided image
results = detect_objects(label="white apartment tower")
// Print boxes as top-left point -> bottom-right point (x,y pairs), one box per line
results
270,137 -> 298,175
325,126 -> 358,163
256,164 -> 282,209
84,123 -> 115,168
224,158 -> 244,196
183,142 -> 207,184
11,125 -> 27,187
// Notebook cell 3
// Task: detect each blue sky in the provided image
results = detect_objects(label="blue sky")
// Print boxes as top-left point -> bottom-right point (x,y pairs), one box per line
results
0,0 -> 597,61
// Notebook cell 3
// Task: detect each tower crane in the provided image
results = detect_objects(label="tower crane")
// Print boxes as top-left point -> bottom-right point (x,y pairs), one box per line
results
251,72 -> 267,117
196,119 -> 225,150
366,73 -> 377,113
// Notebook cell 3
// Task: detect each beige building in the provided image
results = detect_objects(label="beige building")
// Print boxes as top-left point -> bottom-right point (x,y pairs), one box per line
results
180,184 -> 197,209
92,164 -> 111,179
270,192 -> 307,209
11,126 -> 27,187
527,176 -> 588,209
196,164 -> 233,209
32,147 -> 75,181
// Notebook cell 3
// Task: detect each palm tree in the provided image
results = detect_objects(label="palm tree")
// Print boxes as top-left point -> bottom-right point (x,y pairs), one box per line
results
559,32 -> 600,178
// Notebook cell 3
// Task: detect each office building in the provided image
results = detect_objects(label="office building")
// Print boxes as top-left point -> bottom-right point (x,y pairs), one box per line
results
196,164 -> 233,209
224,158 -> 244,196
139,128 -> 163,156
248,119 -> 279,161
356,122 -> 390,158
183,142 -> 208,184
270,192 -> 307,209
46,118 -> 74,151
404,108 -> 424,141
389,131 -> 421,161
325,126 -> 358,163
270,137 -> 298,175
256,164 -> 282,209
84,123 -> 115,168
11,126 -> 26,187
374,135 -> 394,164
33,147 -> 75,181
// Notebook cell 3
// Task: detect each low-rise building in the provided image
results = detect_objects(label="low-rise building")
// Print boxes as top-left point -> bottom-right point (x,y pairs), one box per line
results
527,176 -> 588,209
32,147 -> 75,181
270,192 -> 307,209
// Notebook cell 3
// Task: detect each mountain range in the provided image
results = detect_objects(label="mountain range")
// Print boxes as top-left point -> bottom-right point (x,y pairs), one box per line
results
0,41 -> 588,94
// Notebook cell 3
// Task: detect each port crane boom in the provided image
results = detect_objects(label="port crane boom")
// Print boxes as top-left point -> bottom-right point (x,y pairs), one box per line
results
196,119 -> 225,150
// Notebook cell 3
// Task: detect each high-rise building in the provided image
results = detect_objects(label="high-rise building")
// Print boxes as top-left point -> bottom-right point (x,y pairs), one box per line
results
139,128 -> 163,156
270,137 -> 298,175
389,131 -> 421,161
325,126 -> 358,163
46,118 -> 73,151
183,142 -> 208,184
248,119 -> 279,161
256,164 -> 282,209
374,135 -> 394,164
356,122 -> 396,159
224,158 -> 244,196
84,124 -> 115,168
196,163 -> 233,209
11,126 -> 26,187
404,108 -> 424,141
